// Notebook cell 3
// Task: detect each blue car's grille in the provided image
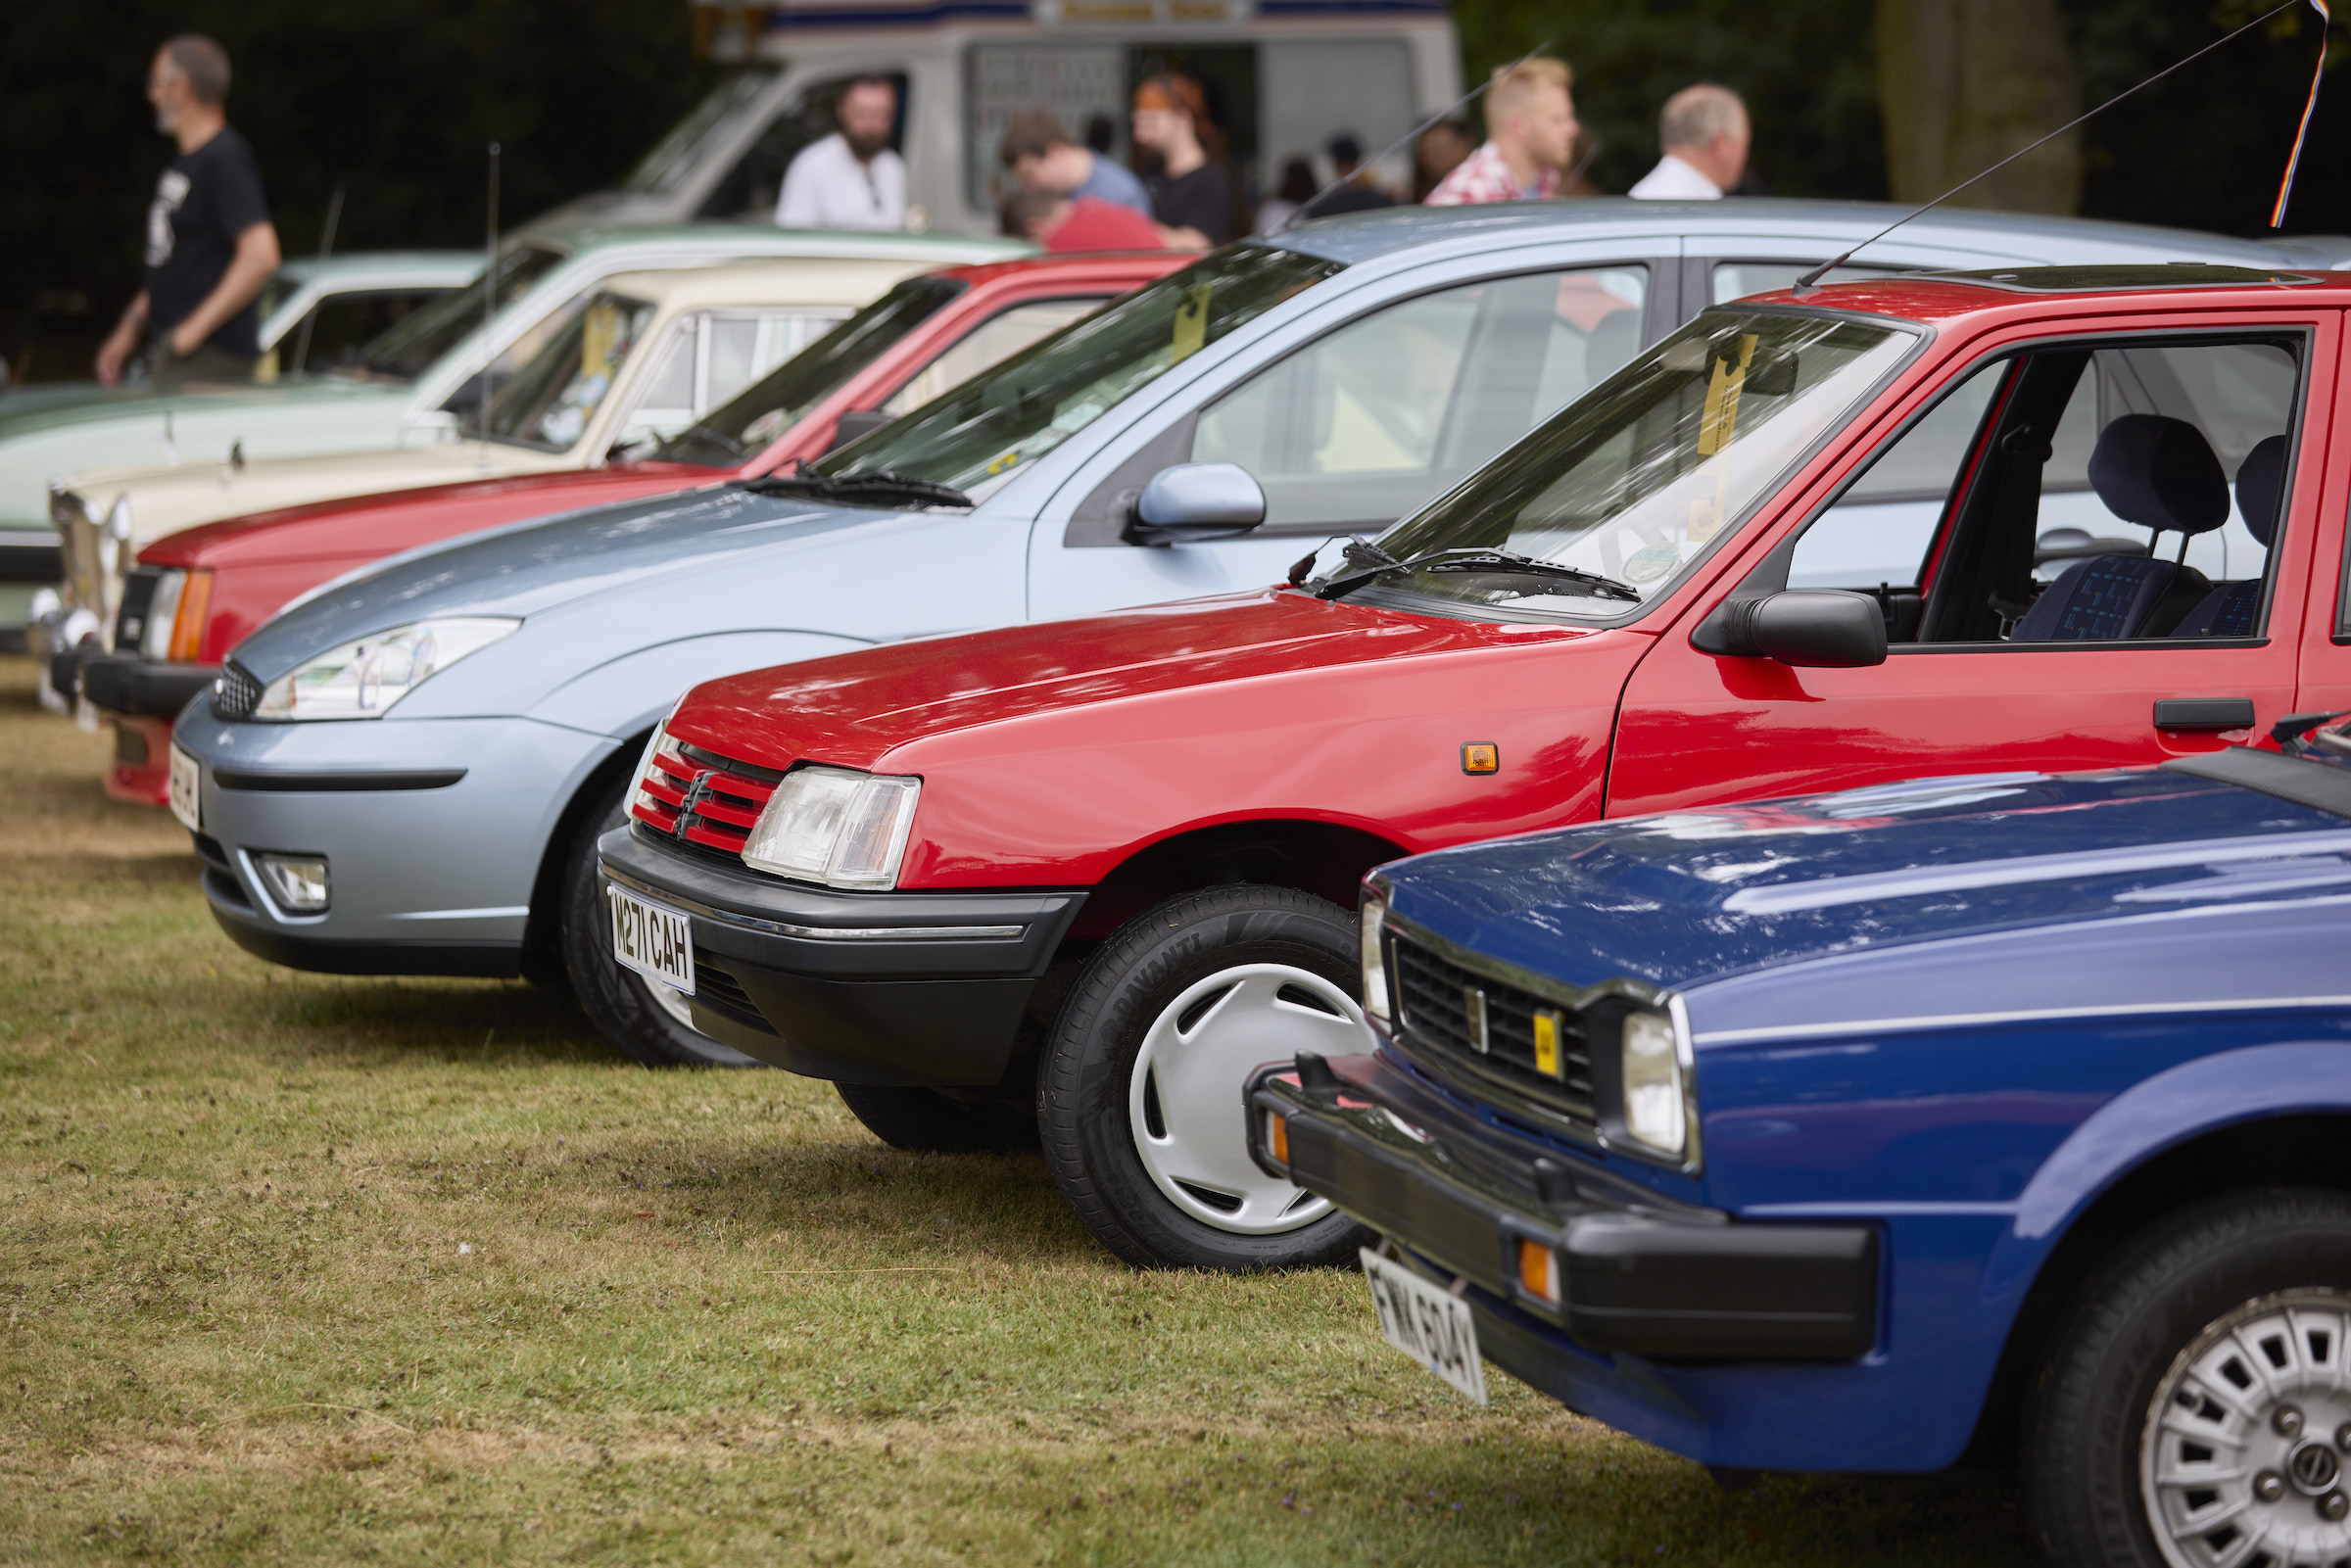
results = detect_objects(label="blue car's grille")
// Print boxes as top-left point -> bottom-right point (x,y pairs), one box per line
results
211,661 -> 261,720
1390,932 -> 1596,1121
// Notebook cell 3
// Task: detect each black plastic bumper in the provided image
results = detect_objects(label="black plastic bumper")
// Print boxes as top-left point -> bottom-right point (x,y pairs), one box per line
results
0,541 -> 61,583
79,652 -> 220,717
48,644 -> 86,700
1250,1051 -> 1878,1361
597,825 -> 1085,1087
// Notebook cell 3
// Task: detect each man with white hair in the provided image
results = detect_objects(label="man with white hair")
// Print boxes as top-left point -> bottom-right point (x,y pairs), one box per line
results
1629,83 -> 1751,200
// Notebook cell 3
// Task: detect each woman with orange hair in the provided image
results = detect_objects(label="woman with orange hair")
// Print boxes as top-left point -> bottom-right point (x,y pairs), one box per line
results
1131,72 -> 1235,249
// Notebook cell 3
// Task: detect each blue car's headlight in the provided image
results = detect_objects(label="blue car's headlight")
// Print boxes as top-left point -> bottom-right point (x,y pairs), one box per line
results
255,617 -> 520,720
1620,1006 -> 1693,1161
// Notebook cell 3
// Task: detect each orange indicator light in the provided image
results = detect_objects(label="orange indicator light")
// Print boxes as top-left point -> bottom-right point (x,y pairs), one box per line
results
1267,1111 -> 1289,1165
1517,1238 -> 1561,1306
1461,742 -> 1499,775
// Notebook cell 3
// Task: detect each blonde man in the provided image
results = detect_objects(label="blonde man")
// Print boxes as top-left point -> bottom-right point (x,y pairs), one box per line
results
1630,84 -> 1751,200
1425,58 -> 1578,207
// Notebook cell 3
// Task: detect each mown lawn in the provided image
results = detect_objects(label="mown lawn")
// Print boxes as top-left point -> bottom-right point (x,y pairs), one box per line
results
0,655 -> 2036,1565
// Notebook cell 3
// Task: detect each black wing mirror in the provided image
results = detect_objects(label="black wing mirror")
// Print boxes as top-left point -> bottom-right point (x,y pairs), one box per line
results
1122,462 -> 1267,546
1695,590 -> 1888,668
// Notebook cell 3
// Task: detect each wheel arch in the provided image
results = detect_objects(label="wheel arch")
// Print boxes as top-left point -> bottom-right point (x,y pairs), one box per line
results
519,721 -> 658,983
1063,815 -> 1414,944
1964,1068 -> 2351,1468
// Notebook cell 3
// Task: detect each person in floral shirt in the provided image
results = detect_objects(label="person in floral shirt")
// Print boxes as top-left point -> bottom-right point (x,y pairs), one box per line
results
1426,58 -> 1578,207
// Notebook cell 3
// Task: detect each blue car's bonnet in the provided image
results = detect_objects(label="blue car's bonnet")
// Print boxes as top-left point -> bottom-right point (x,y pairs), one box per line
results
1380,767 -> 2351,998
230,486 -> 879,679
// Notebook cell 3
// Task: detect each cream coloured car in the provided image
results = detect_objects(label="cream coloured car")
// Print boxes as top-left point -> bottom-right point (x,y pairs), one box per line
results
50,256 -> 943,634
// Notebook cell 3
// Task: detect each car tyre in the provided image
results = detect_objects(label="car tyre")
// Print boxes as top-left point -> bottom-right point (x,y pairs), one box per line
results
835,1082 -> 1037,1153
560,769 -> 764,1069
2023,1187 -> 2351,1568
1039,883 -> 1373,1270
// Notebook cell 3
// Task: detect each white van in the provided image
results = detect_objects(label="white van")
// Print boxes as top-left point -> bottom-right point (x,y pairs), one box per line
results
540,0 -> 1460,235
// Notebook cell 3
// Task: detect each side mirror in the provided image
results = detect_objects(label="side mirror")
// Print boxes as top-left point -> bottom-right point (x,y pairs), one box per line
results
1698,590 -> 1887,668
1122,461 -> 1266,546
828,407 -> 893,451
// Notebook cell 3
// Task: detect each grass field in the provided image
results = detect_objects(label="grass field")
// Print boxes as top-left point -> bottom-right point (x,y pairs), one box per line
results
0,655 -> 2039,1565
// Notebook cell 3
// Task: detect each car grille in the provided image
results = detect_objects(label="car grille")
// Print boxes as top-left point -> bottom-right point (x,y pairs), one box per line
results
628,737 -> 784,858
1390,931 -> 1597,1122
211,661 -> 262,720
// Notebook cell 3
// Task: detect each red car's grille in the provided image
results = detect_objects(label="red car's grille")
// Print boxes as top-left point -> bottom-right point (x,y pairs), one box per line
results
628,738 -> 785,856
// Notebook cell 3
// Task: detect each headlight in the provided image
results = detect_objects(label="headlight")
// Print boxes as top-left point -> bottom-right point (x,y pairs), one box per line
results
254,617 -> 519,720
741,765 -> 921,889
1359,883 -> 1390,1024
1619,1007 -> 1691,1161
135,568 -> 215,662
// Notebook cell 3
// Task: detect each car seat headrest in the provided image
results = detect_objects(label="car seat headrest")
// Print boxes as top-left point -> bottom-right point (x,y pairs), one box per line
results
2233,434 -> 2288,548
2087,414 -> 2230,537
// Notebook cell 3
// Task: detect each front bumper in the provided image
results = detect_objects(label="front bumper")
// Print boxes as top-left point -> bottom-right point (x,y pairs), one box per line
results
1250,1050 -> 1878,1361
80,652 -> 220,718
598,825 -> 1085,1086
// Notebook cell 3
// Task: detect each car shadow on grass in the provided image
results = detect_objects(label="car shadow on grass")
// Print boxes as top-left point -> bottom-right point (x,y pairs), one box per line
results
249,975 -> 622,1069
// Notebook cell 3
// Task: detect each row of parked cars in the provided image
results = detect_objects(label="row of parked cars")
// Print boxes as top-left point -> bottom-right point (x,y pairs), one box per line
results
23,197 -> 2351,1566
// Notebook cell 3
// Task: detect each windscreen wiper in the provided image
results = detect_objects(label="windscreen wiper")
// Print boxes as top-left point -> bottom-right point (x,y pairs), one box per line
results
744,460 -> 973,510
1311,545 -> 1640,603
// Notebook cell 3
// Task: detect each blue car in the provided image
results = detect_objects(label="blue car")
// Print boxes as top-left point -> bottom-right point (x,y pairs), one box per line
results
169,201 -> 2306,1074
1251,728 -> 2351,1564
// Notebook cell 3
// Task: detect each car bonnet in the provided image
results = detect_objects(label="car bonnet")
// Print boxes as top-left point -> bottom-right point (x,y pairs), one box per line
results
1377,765 -> 2351,1001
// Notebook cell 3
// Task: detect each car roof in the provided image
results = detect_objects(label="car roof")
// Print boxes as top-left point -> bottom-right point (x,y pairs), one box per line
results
271,251 -> 483,286
1268,197 -> 2308,271
526,221 -> 1032,265
598,256 -> 955,310
1749,262 -> 2351,323
924,252 -> 1190,290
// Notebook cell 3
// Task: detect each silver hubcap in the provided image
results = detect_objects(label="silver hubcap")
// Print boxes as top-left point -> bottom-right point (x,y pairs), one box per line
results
2142,1289 -> 2351,1567
1127,963 -> 1370,1235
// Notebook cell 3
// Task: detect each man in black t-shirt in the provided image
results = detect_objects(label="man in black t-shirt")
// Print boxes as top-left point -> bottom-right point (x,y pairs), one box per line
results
95,35 -> 282,391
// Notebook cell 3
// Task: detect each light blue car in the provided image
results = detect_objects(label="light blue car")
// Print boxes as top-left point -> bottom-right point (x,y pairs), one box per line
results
169,200 -> 2317,1068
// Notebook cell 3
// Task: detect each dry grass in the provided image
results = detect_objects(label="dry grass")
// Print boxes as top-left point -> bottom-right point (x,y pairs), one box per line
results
0,655 -> 2036,1565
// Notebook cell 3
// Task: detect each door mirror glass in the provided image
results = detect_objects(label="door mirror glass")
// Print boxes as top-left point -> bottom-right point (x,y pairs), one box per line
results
1125,462 -> 1267,545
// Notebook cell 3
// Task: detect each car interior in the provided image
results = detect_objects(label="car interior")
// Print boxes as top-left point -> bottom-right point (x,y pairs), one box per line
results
1773,334 -> 2301,644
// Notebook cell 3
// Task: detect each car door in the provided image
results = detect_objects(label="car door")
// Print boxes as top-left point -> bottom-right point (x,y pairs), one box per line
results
1606,309 -> 2336,817
1022,257 -> 1660,622
613,308 -> 850,452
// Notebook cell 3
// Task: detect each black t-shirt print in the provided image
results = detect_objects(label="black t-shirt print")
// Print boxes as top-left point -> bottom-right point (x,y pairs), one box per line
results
1149,164 -> 1236,246
144,126 -> 270,357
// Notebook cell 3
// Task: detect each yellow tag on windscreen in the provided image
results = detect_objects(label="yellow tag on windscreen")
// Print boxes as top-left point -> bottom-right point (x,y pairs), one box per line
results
1170,283 -> 1212,363
1695,333 -> 1758,456
583,302 -> 622,378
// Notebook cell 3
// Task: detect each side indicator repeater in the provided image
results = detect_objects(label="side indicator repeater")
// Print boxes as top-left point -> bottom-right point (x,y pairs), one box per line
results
1266,1111 -> 1290,1166
1461,742 -> 1500,775
1517,1238 -> 1562,1307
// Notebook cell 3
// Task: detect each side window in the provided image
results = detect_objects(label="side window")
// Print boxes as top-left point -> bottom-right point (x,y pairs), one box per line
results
618,309 -> 848,448
883,298 -> 1103,416
1782,335 -> 2301,643
1187,266 -> 1649,535
275,288 -> 448,375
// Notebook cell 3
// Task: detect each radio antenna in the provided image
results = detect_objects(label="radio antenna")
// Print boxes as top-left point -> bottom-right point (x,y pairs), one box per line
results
288,183 -> 344,376
1283,39 -> 1554,230
1796,0 -> 2307,293
476,142 -> 500,463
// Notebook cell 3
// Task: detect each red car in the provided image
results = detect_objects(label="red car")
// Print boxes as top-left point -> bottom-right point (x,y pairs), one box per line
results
600,261 -> 2347,1270
77,253 -> 1182,805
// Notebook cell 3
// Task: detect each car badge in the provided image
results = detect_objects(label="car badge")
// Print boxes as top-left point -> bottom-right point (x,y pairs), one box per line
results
1463,986 -> 1490,1053
672,770 -> 716,840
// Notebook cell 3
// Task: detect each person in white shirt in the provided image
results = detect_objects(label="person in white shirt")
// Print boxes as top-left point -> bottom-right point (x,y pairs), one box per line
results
778,76 -> 906,230
1629,83 -> 1750,200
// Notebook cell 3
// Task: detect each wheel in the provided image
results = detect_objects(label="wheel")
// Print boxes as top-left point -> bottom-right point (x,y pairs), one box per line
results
835,1082 -> 1037,1153
560,768 -> 764,1069
1039,883 -> 1375,1270
2023,1188 -> 2351,1568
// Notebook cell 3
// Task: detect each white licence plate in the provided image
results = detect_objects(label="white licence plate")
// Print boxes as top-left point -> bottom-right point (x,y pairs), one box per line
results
608,884 -> 695,996
1361,1248 -> 1488,1404
168,744 -> 202,833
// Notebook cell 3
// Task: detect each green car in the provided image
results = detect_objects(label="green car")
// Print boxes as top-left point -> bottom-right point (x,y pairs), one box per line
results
9,222 -> 1025,641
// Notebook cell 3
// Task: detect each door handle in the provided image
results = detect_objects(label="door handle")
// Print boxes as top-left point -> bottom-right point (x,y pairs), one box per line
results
2154,698 -> 2256,730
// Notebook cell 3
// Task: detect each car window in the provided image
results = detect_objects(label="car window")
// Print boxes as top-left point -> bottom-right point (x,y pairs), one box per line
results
1308,309 -> 1917,622
882,298 -> 1104,417
356,245 -> 563,384
621,309 -> 850,450
275,288 -> 450,375
481,293 -> 656,451
627,71 -> 777,195
1782,336 -> 2302,643
817,244 -> 1346,500
1190,266 -> 1649,535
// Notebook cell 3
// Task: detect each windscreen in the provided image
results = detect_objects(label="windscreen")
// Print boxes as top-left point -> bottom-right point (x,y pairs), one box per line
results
653,274 -> 969,467
351,245 -> 565,382
624,71 -> 776,195
813,245 -> 1344,499
481,293 -> 655,450
1309,309 -> 1916,622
